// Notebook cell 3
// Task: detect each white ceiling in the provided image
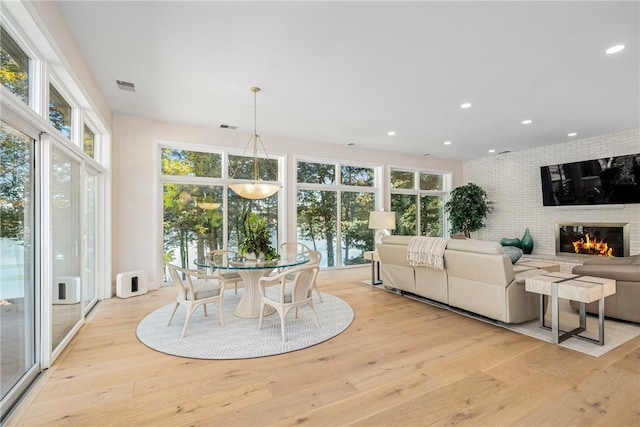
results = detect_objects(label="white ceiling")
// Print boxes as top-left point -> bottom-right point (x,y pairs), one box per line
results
56,1 -> 639,160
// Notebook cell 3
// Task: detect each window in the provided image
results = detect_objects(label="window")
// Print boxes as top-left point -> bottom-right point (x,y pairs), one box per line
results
0,27 -> 29,104
160,146 -> 280,274
162,148 -> 222,178
340,166 -> 374,186
49,85 -> 71,138
229,154 -> 278,181
390,169 -> 449,237
297,160 -> 377,267
83,124 -> 95,158
163,183 -> 225,270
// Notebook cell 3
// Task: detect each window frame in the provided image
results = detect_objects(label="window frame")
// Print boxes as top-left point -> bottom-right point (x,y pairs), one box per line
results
390,167 -> 452,237
295,156 -> 383,268
156,140 -> 286,277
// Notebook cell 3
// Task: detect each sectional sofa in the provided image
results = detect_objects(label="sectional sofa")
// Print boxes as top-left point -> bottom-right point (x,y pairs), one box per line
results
570,255 -> 640,323
377,235 -> 545,324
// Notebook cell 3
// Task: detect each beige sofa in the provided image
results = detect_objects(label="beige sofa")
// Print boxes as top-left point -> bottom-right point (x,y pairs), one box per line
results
570,255 -> 640,323
377,235 -> 543,324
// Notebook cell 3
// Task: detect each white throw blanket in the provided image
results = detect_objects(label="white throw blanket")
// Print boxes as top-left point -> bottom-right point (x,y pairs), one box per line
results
407,236 -> 450,270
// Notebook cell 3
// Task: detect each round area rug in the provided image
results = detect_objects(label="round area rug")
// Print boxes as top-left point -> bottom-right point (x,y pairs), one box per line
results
136,290 -> 354,359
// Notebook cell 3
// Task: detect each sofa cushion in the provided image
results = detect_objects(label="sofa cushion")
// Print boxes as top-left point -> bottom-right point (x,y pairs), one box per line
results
446,238 -> 505,255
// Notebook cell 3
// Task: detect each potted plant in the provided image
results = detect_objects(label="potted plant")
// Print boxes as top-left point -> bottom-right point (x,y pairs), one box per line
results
238,211 -> 280,261
444,183 -> 493,238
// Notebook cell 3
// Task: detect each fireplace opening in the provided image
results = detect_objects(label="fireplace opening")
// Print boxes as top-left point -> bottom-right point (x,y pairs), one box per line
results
556,222 -> 629,258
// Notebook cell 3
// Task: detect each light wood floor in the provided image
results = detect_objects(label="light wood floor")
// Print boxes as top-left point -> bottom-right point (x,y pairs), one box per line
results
8,268 -> 640,426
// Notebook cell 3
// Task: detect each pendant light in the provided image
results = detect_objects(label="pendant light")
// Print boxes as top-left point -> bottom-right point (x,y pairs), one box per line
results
229,87 -> 281,199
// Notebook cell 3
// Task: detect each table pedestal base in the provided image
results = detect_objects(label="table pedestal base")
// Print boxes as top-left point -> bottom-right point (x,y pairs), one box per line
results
234,269 -> 276,318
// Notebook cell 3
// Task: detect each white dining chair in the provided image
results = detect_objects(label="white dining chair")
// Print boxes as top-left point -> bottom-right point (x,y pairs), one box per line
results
279,242 -> 323,302
258,264 -> 320,342
166,263 -> 226,337
207,249 -> 243,294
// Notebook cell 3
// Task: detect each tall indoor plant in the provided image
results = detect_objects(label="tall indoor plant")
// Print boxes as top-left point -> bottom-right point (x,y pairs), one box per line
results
444,183 -> 493,238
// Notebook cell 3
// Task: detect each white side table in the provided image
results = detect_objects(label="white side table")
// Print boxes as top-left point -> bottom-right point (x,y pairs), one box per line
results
363,251 -> 382,286
525,272 -> 616,345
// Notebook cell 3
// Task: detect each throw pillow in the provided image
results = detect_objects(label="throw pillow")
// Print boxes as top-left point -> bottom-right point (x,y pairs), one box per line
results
502,246 -> 523,264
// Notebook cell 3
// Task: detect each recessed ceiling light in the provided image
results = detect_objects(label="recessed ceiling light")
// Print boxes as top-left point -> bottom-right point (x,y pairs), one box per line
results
422,153 -> 430,156
522,119 -> 532,125
387,131 -> 396,136
606,44 -> 625,54
346,142 -> 357,146
444,141 -> 452,145
568,132 -> 577,137
488,149 -> 496,153
460,102 -> 472,109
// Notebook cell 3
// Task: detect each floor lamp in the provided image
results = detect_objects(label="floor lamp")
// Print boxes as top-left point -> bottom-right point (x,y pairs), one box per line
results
368,211 -> 395,285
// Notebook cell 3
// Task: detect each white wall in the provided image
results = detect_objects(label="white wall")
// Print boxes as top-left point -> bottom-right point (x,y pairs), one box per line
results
464,128 -> 640,257
112,114 -> 463,290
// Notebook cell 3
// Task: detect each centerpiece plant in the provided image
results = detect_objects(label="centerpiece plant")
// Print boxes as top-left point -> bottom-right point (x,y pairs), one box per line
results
238,211 -> 280,261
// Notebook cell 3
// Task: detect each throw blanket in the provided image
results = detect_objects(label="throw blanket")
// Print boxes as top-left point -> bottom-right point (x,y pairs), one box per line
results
407,236 -> 450,270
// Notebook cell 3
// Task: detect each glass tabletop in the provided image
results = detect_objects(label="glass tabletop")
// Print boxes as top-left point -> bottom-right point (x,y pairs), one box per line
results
195,253 -> 309,270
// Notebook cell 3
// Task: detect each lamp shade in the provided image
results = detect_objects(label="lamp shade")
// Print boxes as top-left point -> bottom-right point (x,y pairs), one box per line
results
229,182 -> 281,200
368,211 -> 396,230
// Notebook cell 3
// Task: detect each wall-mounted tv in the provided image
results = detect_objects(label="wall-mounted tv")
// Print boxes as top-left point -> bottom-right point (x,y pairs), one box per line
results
540,153 -> 640,206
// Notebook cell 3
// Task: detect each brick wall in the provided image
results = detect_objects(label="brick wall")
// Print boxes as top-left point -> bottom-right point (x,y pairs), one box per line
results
463,128 -> 640,257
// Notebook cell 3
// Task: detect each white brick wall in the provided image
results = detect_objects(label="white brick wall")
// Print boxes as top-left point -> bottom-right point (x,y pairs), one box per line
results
463,128 -> 640,257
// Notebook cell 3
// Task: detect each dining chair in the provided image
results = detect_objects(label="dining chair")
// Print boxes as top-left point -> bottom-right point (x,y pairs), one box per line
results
302,249 -> 324,303
280,241 -> 311,256
279,242 -> 323,302
258,264 -> 320,342
207,249 -> 243,294
166,263 -> 226,337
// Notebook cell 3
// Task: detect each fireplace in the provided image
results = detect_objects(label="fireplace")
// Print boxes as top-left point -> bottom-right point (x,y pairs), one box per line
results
556,222 -> 630,258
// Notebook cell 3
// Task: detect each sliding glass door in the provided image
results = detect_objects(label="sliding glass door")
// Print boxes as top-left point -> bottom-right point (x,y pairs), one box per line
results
50,147 -> 82,351
83,169 -> 98,313
0,121 -> 38,416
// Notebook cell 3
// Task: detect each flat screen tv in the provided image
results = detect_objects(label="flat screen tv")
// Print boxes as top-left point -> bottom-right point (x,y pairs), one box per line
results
540,153 -> 640,206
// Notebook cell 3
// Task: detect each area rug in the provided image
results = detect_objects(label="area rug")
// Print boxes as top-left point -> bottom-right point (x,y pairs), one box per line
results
136,291 -> 354,359
503,306 -> 640,358
398,289 -> 639,357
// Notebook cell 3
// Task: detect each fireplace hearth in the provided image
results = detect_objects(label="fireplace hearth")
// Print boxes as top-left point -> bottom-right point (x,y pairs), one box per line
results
556,222 -> 629,258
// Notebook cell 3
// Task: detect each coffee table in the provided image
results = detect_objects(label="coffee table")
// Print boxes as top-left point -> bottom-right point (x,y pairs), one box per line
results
525,272 -> 616,345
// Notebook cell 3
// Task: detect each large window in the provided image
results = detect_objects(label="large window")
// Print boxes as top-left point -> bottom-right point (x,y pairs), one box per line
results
0,27 -> 29,104
297,160 -> 376,267
160,147 -> 279,275
390,169 -> 449,237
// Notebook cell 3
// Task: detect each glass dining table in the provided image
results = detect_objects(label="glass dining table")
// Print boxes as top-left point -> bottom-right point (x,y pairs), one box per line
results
195,253 -> 309,318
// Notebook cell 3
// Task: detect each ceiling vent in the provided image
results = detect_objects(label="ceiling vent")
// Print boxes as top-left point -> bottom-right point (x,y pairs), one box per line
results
219,124 -> 237,130
116,80 -> 135,92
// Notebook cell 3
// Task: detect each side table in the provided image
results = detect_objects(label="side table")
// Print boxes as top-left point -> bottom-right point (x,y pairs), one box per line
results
514,260 -> 560,273
525,272 -> 616,345
363,251 -> 382,286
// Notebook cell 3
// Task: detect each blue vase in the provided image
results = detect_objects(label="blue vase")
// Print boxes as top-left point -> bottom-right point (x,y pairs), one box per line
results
521,228 -> 534,254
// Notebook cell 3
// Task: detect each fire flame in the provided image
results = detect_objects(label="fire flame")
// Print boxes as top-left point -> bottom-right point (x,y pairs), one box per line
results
572,233 -> 613,257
